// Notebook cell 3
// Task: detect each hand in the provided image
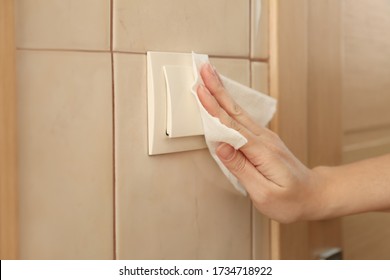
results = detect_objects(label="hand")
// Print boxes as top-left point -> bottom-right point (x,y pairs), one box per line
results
197,63 -> 326,223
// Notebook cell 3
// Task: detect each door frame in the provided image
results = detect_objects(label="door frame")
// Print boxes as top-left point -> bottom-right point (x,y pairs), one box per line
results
0,0 -> 18,259
269,0 -> 342,259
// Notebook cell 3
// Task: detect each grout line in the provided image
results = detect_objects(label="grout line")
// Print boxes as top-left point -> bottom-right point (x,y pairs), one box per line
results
267,0 -> 272,68
111,53 -> 117,261
112,51 -> 266,61
266,1 -> 272,97
112,50 -> 146,55
110,0 -> 114,52
112,51 -> 269,62
113,51 -> 260,60
16,47 -> 270,63
207,55 -> 269,62
249,0 -> 253,64
251,202 -> 255,260
110,0 -> 113,51
110,0 -> 117,261
209,54 -> 250,60
249,0 -> 254,260
267,59 -> 271,95
16,47 -> 110,53
250,57 -> 269,63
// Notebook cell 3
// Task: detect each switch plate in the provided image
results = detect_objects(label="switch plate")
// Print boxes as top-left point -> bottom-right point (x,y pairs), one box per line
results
163,65 -> 204,138
147,51 -> 207,155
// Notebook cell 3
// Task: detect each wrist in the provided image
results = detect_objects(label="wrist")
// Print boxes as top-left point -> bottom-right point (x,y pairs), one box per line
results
303,166 -> 339,221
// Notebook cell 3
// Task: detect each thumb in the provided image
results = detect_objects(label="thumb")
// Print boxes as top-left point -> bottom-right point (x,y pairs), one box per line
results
216,143 -> 265,191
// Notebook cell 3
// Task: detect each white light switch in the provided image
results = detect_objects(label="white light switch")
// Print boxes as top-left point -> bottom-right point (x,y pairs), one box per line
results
147,51 -> 207,155
163,65 -> 204,138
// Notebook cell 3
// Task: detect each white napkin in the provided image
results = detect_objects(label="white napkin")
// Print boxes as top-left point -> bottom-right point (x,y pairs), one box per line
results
191,52 -> 277,195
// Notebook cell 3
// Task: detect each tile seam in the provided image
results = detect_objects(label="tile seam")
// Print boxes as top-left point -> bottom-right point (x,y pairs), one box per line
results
110,0 -> 117,260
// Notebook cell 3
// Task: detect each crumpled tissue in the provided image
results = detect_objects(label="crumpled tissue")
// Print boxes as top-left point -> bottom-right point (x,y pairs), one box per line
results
190,52 -> 277,195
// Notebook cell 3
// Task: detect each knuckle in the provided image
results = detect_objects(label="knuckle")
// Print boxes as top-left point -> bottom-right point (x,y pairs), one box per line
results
232,103 -> 242,116
231,153 -> 247,174
215,82 -> 226,95
265,142 -> 284,157
264,129 -> 281,142
229,118 -> 241,132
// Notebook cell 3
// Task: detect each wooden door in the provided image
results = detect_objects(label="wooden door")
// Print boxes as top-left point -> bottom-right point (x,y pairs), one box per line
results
341,0 -> 390,259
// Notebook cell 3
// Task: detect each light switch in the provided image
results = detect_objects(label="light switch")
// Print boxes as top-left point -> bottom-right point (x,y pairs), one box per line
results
147,51 -> 207,155
163,65 -> 204,138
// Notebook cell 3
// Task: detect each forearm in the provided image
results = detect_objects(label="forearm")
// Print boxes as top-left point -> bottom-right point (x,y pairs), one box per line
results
312,154 -> 390,220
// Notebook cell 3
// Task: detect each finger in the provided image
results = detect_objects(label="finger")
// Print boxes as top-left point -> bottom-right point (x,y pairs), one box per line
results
197,82 -> 282,175
200,63 -> 264,135
216,143 -> 272,198
196,83 -> 220,117
197,84 -> 254,140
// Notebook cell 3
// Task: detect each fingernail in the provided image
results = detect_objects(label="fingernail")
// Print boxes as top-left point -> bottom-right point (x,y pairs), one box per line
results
213,65 -> 218,75
206,63 -> 216,76
198,84 -> 209,95
217,143 -> 235,161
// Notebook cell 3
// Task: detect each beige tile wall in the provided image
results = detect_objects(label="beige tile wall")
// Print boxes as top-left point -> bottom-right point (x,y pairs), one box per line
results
251,0 -> 269,59
17,51 -> 113,259
113,0 -> 250,56
15,0 -> 110,50
15,0 -> 270,259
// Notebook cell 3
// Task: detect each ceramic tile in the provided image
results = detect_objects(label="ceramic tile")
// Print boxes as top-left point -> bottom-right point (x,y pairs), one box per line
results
251,0 -> 269,59
113,0 -> 250,56
251,62 -> 269,94
17,50 -> 113,259
114,53 -> 252,259
210,57 -> 250,86
15,0 -> 110,50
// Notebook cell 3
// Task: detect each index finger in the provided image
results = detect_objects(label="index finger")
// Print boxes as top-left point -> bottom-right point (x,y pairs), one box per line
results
200,63 -> 264,136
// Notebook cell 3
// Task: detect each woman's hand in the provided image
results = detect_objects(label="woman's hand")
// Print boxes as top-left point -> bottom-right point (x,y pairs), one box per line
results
197,63 -> 326,223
